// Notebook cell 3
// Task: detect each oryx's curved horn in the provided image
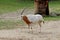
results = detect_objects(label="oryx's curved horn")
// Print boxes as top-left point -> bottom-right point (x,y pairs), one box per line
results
21,7 -> 27,15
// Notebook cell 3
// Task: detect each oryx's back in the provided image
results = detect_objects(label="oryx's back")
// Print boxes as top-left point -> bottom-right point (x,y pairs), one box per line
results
26,15 -> 43,23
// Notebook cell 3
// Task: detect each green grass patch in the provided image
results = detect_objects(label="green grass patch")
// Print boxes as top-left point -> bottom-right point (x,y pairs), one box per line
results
0,0 -> 60,14
0,20 -> 24,29
44,16 -> 60,21
49,1 -> 60,12
0,0 -> 34,14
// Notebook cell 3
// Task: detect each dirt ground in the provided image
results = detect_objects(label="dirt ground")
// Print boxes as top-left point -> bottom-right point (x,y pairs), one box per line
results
0,12 -> 60,40
0,21 -> 60,40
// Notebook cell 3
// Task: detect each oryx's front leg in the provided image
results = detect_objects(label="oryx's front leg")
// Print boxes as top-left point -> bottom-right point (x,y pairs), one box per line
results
28,24 -> 33,33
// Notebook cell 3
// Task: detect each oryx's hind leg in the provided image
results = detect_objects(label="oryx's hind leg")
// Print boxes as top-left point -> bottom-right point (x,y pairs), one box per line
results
38,21 -> 42,33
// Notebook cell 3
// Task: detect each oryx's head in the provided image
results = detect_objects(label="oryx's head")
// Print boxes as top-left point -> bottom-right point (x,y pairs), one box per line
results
20,8 -> 27,20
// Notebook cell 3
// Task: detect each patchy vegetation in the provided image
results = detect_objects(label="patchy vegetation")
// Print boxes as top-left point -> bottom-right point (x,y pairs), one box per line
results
0,0 -> 33,14
0,20 -> 24,29
49,1 -> 60,13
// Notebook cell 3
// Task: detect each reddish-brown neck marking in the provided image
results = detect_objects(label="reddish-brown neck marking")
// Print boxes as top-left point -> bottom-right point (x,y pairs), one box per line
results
22,16 -> 32,24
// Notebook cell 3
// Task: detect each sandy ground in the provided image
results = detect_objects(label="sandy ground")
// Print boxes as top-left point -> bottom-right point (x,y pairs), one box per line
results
0,21 -> 60,40
0,12 -> 60,40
